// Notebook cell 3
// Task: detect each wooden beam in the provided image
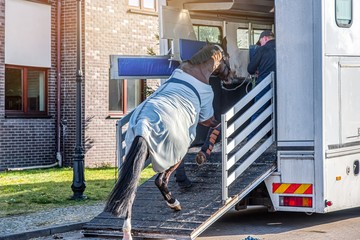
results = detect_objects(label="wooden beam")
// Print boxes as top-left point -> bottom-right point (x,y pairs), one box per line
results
184,2 -> 234,11
25,0 -> 52,5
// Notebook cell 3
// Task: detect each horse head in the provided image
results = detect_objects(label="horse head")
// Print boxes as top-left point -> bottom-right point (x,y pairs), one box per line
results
188,39 -> 235,84
212,44 -> 234,84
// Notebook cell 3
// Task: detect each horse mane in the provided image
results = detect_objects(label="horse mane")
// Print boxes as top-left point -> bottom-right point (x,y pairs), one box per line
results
189,44 -> 221,65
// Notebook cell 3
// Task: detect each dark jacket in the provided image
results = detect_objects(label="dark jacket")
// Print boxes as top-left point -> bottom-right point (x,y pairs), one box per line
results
247,39 -> 276,83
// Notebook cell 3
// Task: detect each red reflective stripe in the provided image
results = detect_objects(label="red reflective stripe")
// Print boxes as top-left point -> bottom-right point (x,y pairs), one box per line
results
272,183 -> 281,193
284,184 -> 301,194
273,183 -> 313,194
304,185 -> 313,194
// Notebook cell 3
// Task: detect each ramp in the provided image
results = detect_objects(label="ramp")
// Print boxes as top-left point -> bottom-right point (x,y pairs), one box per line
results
83,145 -> 276,239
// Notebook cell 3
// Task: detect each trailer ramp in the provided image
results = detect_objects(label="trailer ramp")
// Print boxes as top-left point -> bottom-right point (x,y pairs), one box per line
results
84,73 -> 276,239
83,145 -> 276,239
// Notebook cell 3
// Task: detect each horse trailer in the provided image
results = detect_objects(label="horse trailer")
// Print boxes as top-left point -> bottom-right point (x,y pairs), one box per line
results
158,0 -> 360,214
84,0 -> 360,238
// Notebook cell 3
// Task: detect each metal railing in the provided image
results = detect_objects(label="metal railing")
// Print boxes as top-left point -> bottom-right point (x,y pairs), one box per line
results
116,110 -> 134,170
221,72 -> 276,202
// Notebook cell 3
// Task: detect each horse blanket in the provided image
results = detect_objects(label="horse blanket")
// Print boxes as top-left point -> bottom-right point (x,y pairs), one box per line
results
125,69 -> 214,172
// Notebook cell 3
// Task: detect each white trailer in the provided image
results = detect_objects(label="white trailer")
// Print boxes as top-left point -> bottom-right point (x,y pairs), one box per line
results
159,0 -> 360,214
273,0 -> 360,213
84,0 -> 360,238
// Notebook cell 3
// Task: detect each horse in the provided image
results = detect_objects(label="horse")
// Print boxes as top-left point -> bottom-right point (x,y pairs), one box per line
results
104,43 -> 235,240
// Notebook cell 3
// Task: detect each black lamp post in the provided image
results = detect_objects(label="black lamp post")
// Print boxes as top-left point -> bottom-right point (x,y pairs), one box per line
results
71,0 -> 86,200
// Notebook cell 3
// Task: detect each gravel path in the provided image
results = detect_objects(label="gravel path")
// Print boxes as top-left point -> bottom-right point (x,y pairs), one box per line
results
0,202 -> 104,237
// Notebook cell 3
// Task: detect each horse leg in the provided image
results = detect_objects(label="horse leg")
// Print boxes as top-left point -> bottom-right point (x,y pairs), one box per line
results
155,161 -> 183,211
196,124 -> 221,165
122,190 -> 137,240
122,210 -> 133,240
175,160 -> 192,189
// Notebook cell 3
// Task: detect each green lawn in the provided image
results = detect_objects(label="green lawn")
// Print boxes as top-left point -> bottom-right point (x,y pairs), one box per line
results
0,166 -> 155,217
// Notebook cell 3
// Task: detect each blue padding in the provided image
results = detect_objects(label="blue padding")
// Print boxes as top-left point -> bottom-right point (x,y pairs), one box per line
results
117,56 -> 179,78
179,39 -> 207,61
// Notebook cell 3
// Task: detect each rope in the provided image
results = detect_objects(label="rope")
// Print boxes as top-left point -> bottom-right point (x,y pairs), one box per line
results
221,75 -> 255,93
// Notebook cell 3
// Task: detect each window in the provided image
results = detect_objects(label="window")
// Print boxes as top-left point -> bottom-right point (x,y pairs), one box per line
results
237,28 -> 249,49
336,0 -> 352,27
5,65 -> 48,116
237,28 -> 271,48
128,0 -> 156,12
109,79 -> 144,115
193,25 -> 222,43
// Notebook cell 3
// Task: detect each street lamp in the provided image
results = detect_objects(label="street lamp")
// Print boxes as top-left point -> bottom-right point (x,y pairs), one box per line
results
71,0 -> 86,200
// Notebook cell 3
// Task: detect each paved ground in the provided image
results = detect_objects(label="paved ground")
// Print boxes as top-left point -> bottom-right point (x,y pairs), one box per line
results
197,206 -> 360,240
27,206 -> 360,240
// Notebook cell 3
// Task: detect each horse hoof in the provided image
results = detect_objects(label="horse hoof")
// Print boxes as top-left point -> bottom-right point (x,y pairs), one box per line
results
195,151 -> 207,166
172,204 -> 182,211
122,231 -> 132,240
122,219 -> 132,240
167,199 -> 182,211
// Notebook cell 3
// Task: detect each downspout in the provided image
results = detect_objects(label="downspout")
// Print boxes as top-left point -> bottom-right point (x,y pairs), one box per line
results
56,0 -> 63,167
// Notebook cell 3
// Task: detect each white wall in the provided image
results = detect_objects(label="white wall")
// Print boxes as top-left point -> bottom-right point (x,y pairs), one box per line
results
275,0 -> 315,146
323,0 -> 360,147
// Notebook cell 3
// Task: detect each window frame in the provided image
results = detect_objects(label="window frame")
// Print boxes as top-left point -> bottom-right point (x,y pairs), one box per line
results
193,24 -> 222,44
26,0 -> 52,5
335,0 -> 353,28
5,64 -> 49,117
127,0 -> 157,13
108,79 -> 145,117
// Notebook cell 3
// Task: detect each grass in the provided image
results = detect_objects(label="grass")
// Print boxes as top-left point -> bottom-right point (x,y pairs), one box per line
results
0,166 -> 155,218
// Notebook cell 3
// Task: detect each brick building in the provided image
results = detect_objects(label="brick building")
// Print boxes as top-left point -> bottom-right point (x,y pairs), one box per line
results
0,0 -> 160,170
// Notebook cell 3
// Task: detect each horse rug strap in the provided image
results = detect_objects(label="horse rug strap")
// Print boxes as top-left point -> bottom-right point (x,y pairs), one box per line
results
163,78 -> 201,105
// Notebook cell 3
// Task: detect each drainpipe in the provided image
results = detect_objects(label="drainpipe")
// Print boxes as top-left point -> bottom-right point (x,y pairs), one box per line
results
56,0 -> 63,167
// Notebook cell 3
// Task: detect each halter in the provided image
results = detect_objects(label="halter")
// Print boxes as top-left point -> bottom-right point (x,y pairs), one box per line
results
213,45 -> 249,91
186,43 -> 233,83
212,44 -> 232,81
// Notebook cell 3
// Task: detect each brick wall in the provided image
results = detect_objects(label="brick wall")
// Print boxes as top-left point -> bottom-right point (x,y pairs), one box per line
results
0,0 -> 57,170
82,0 -> 160,167
0,0 -> 160,170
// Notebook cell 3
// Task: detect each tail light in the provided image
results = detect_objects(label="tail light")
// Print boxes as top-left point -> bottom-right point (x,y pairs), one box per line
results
279,196 -> 313,207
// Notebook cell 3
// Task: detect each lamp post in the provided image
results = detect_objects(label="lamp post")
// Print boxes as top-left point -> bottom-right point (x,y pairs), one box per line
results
71,0 -> 86,200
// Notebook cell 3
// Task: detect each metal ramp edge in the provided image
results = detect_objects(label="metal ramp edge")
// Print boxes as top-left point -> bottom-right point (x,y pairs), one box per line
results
190,163 -> 276,239
83,149 -> 276,239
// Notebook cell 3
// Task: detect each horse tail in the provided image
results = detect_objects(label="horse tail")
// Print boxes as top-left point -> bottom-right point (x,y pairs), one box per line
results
104,135 -> 148,217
